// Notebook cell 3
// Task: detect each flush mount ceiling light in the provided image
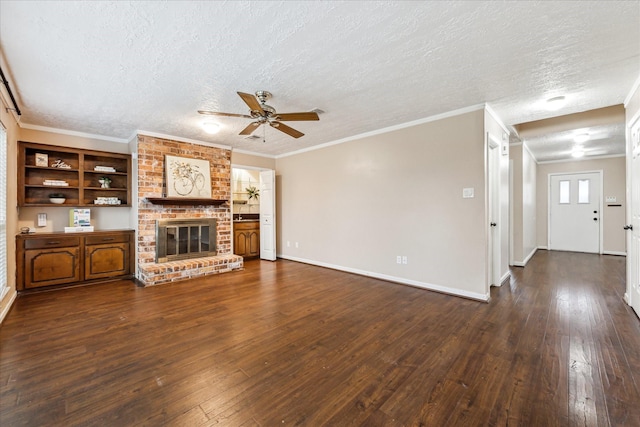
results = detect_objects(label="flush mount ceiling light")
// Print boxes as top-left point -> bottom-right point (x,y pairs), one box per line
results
546,96 -> 566,110
574,133 -> 590,143
202,121 -> 220,134
571,147 -> 585,158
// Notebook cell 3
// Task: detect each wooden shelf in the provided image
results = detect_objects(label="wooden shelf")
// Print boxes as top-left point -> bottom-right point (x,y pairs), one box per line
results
18,141 -> 132,207
146,197 -> 228,206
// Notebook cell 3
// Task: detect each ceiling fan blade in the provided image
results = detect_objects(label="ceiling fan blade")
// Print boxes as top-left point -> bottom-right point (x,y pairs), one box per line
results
239,122 -> 261,135
197,110 -> 252,119
237,92 -> 265,114
270,122 -> 304,138
275,112 -> 319,121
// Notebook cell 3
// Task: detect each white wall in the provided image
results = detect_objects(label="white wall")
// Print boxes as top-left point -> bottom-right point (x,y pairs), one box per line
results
276,108 -> 491,300
522,145 -> 537,260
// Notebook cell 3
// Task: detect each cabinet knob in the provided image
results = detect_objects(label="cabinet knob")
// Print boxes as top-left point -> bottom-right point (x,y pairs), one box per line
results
47,241 -> 60,245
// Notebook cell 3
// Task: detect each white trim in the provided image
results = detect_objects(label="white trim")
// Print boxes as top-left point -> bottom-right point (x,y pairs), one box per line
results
0,289 -> 17,324
276,103 -> 486,159
512,247 -> 538,267
522,141 -> 538,164
232,148 -> 277,159
484,103 -> 510,136
277,254 -> 490,302
538,246 -> 548,250
603,250 -> 627,256
537,154 -> 625,165
510,141 -> 523,147
20,122 -> 129,144
624,292 -> 630,305
624,73 -> 640,107
500,271 -> 511,284
134,130 -> 232,150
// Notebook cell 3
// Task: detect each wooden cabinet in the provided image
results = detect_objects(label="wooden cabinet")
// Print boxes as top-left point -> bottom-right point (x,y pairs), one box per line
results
16,230 -> 135,291
234,221 -> 260,258
18,141 -> 131,207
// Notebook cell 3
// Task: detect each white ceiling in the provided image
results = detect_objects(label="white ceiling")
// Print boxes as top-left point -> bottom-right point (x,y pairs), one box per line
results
0,1 -> 638,158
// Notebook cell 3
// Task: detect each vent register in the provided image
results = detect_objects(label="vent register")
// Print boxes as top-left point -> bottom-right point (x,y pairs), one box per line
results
156,219 -> 217,263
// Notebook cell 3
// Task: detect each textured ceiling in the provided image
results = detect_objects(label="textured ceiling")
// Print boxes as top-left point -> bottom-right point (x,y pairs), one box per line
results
0,1 -> 639,158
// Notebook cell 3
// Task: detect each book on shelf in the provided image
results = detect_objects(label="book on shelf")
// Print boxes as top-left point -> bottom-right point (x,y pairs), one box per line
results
64,226 -> 95,233
69,209 -> 91,227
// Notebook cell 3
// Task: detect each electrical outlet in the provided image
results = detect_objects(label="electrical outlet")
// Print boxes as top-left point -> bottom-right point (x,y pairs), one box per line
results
402,256 -> 408,264
396,256 -> 402,264
295,242 -> 299,248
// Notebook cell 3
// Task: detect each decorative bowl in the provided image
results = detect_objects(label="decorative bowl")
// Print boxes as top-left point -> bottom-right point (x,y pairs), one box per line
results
49,197 -> 66,204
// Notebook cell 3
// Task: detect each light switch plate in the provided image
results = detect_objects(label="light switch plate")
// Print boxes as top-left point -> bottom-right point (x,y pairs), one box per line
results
463,188 -> 475,199
37,213 -> 47,227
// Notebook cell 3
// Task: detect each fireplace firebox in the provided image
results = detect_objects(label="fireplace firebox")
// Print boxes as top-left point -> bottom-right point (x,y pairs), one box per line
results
156,219 -> 217,263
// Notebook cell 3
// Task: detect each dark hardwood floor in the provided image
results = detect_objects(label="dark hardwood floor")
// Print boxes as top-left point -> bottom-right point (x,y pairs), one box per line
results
1,250 -> 639,426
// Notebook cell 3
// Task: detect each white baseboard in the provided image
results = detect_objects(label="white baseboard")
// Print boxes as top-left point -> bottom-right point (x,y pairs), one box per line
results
500,271 -> 511,284
538,246 -> 548,250
603,251 -> 627,256
624,292 -> 630,305
512,247 -> 538,267
0,289 -> 17,325
277,254 -> 489,302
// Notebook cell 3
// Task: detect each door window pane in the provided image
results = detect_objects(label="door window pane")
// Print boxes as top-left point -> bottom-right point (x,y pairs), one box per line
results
559,180 -> 570,204
578,179 -> 590,204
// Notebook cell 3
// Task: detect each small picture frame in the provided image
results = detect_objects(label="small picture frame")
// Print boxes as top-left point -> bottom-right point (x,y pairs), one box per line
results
35,153 -> 48,167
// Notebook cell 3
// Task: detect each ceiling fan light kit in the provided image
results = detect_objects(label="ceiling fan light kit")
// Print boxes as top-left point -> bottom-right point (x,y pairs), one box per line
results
202,121 -> 220,134
198,91 -> 320,140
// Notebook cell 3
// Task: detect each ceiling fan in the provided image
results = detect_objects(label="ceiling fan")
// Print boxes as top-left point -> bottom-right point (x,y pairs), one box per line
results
198,91 -> 319,139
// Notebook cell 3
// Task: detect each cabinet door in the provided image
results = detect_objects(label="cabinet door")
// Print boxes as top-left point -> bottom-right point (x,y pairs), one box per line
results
25,247 -> 81,289
234,230 -> 248,256
248,230 -> 260,257
85,243 -> 130,280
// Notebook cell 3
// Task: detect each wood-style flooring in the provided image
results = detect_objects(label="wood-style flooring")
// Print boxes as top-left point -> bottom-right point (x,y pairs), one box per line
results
1,250 -> 639,426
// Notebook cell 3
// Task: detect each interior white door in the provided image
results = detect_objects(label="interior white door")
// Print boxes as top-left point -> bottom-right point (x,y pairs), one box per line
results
628,116 -> 640,316
549,172 -> 601,253
488,135 -> 500,286
259,169 -> 276,261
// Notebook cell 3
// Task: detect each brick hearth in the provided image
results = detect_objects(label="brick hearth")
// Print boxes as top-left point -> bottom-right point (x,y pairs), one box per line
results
136,134 -> 243,285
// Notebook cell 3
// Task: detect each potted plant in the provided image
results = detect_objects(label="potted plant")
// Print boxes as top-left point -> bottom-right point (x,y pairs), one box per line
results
246,185 -> 259,202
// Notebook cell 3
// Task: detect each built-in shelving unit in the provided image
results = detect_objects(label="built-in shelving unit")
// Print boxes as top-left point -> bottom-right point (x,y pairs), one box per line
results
18,141 -> 132,207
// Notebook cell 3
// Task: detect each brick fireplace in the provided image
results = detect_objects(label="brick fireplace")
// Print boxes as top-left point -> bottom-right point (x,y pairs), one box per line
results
136,134 -> 243,286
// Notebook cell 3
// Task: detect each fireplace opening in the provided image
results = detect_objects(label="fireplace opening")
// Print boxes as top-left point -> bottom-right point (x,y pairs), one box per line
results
156,219 -> 217,262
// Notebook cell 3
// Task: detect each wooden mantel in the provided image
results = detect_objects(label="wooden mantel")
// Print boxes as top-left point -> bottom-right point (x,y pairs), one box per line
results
145,197 -> 228,206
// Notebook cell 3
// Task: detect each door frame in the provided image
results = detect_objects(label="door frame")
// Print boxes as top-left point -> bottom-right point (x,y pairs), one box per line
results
487,133 -> 501,287
231,164 -> 276,260
547,170 -> 604,254
625,109 -> 640,313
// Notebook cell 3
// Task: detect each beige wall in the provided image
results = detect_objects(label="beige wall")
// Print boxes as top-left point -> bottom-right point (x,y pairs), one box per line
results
17,128 -> 131,232
536,157 -> 626,254
231,150 -> 276,170
0,100 -> 19,322
276,109 -> 490,300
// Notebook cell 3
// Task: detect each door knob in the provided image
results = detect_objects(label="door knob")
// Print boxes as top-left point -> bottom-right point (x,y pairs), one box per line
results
624,224 -> 633,230
490,222 -> 497,227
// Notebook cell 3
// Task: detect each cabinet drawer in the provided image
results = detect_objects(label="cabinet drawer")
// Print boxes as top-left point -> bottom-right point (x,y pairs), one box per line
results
234,221 -> 259,230
85,233 -> 130,245
24,236 -> 80,250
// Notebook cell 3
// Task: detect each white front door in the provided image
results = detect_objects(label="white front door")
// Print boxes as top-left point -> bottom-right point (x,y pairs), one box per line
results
259,169 -> 276,261
549,172 -> 601,253
628,115 -> 640,316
